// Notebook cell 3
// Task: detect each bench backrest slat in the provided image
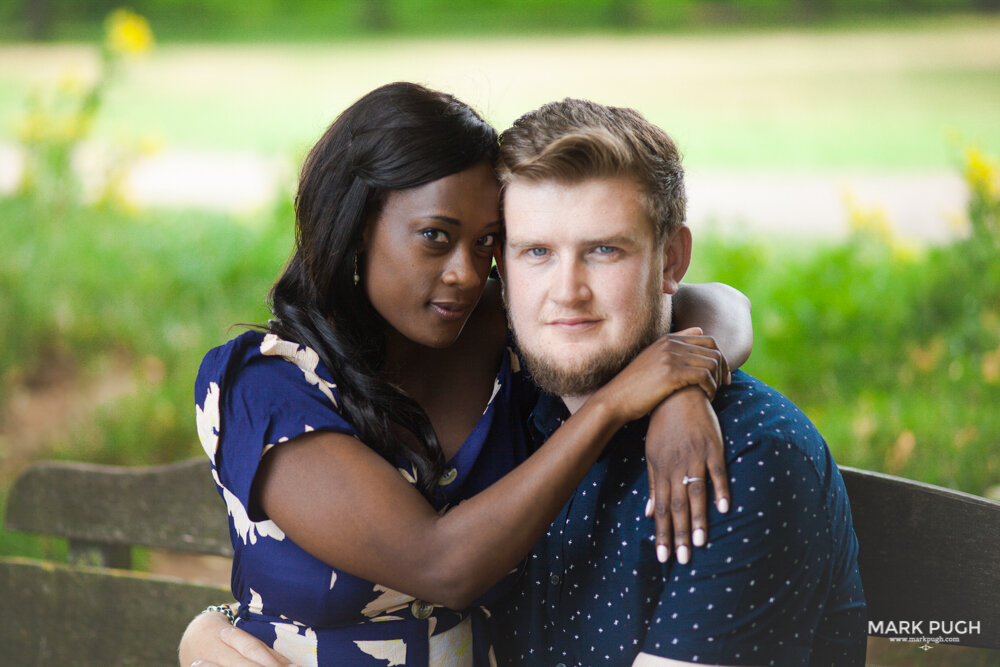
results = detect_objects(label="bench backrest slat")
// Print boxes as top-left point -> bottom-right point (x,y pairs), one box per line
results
0,556 -> 227,665
5,458 -> 232,557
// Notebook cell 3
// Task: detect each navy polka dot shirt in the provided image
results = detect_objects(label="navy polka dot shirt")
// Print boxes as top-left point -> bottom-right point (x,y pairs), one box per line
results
492,371 -> 867,666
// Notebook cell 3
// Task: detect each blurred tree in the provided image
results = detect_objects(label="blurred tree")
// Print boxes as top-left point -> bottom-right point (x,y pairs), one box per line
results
24,0 -> 53,40
797,0 -> 833,19
698,0 -> 743,23
608,0 -> 643,27
360,0 -> 390,30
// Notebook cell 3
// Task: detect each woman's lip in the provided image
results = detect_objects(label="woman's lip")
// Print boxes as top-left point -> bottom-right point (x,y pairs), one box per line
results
430,302 -> 471,321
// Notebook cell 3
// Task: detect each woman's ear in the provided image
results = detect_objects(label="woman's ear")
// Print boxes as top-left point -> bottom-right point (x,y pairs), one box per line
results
662,225 -> 692,295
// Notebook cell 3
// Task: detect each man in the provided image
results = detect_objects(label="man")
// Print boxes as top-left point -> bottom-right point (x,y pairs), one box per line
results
491,99 -> 866,666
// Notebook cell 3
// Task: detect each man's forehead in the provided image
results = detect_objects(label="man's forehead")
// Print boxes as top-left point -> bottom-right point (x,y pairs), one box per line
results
503,175 -> 652,240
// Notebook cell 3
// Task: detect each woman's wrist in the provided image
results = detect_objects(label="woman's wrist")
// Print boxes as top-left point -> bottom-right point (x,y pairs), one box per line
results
201,603 -> 237,625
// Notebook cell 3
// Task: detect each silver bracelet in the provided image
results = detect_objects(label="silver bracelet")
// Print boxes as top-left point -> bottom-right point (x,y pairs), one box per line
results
201,603 -> 237,625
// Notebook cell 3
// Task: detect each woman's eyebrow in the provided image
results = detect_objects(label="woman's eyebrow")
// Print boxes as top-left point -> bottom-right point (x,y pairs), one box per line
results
421,216 -> 502,228
422,215 -> 462,227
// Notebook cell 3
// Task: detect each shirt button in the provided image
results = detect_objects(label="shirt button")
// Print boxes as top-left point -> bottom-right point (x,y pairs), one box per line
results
438,467 -> 457,486
410,600 -> 434,619
556,663 -> 567,667
549,574 -> 561,586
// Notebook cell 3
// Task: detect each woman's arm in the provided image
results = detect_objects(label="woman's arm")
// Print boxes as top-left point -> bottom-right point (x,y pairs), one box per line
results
673,282 -> 752,370
643,283 -> 752,564
256,333 -> 724,611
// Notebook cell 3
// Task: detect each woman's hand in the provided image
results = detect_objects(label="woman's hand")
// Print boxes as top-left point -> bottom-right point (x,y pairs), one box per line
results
178,610 -> 296,667
593,328 -> 728,425
644,386 -> 730,565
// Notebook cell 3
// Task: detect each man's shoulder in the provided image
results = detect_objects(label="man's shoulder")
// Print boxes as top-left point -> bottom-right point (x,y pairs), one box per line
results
713,370 -> 808,422
714,370 -> 829,466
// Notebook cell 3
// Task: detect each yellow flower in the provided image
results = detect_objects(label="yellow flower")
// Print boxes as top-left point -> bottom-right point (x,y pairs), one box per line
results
889,237 -> 923,264
105,8 -> 154,57
842,189 -> 892,241
964,146 -> 999,200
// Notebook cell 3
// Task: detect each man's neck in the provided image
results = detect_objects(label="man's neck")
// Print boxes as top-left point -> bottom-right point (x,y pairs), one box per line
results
561,394 -> 592,415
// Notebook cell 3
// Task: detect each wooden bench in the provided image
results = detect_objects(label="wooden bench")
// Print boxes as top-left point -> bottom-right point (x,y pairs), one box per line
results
2,460 -> 999,665
1,458 -> 230,665
839,465 -> 1000,655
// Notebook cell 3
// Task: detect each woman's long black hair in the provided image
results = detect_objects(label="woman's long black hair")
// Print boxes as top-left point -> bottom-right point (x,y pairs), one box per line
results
267,82 -> 499,500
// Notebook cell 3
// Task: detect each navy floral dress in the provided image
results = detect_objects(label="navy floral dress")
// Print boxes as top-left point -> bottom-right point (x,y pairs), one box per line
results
195,331 -> 533,666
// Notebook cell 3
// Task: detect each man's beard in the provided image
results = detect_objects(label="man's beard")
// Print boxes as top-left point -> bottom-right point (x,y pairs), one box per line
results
509,288 -> 667,398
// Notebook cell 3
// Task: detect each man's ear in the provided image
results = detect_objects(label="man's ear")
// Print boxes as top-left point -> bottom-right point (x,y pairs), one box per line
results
662,225 -> 692,295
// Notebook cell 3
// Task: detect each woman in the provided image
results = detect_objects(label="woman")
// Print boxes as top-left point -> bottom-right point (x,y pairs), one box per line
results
182,82 -> 751,666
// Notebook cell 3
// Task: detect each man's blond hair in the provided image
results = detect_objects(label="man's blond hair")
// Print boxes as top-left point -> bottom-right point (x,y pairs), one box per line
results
497,98 -> 686,239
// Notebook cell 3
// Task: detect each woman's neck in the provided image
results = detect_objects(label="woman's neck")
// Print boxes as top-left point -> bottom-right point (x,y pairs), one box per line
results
381,328 -> 446,399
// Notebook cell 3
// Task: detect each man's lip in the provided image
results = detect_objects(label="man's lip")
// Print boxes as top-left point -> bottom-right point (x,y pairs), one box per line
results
430,301 -> 472,320
548,317 -> 601,329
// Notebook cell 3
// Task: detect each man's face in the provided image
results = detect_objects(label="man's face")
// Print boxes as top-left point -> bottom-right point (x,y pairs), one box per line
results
502,176 -> 669,397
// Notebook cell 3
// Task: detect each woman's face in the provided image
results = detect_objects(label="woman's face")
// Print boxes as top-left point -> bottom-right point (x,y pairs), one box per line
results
362,162 -> 501,349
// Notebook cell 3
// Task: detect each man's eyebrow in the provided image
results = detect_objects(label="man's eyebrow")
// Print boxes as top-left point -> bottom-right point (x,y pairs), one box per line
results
576,234 -> 640,247
505,236 -> 541,249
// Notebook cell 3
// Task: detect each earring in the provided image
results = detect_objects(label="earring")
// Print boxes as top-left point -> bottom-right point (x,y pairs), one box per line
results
353,252 -> 360,286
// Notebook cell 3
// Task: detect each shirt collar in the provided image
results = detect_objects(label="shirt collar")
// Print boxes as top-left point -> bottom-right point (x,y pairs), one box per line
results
527,390 -> 571,443
527,390 -> 649,455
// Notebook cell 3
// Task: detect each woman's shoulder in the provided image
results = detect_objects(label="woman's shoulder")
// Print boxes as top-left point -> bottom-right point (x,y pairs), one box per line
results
196,330 -> 343,414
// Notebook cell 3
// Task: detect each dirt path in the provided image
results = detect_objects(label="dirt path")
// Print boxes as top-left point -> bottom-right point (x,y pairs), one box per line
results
0,352 -> 135,484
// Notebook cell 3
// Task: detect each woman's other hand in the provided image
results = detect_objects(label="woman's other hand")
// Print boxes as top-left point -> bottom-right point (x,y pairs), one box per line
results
179,610 -> 297,667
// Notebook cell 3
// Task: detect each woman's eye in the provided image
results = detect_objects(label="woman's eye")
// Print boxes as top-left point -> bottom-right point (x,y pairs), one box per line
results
477,233 -> 498,248
421,229 -> 448,243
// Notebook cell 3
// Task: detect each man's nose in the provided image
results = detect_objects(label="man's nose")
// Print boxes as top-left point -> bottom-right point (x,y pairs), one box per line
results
550,257 -> 591,306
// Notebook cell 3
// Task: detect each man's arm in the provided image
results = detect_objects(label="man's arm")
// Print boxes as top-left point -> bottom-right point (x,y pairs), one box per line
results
673,282 -> 752,370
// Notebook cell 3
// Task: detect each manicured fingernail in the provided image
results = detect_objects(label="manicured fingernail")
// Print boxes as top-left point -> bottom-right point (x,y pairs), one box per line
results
717,497 -> 730,513
645,497 -> 654,518
693,528 -> 706,547
656,544 -> 669,563
677,545 -> 690,565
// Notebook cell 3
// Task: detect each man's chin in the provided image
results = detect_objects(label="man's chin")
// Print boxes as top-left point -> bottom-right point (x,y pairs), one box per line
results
520,352 -> 627,398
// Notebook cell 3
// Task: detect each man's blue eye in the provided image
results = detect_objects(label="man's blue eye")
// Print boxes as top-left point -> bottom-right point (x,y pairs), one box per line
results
595,246 -> 617,255
528,248 -> 548,257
